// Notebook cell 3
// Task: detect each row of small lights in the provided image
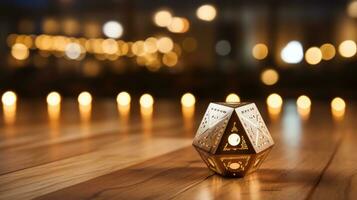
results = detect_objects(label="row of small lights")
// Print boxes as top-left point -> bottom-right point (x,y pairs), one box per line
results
8,4 -> 217,66
1,91 -> 346,117
8,34 -> 181,69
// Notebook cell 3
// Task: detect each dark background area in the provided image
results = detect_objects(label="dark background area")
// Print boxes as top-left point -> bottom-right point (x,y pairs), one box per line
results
0,0 -> 356,100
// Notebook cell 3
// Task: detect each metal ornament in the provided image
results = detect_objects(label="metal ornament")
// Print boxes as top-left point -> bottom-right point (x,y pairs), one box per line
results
193,102 -> 274,177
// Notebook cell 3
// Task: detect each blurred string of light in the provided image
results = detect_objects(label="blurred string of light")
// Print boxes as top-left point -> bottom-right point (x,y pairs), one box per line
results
7,34 -> 184,69
0,91 -> 349,124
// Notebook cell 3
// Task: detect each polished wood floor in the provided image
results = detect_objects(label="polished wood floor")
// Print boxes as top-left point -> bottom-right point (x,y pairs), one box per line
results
0,100 -> 356,200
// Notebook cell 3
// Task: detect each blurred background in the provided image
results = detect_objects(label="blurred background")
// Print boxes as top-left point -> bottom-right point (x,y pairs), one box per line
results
0,0 -> 356,100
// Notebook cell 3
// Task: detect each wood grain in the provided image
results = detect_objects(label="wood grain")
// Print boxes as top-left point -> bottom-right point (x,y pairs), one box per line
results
0,100 -> 356,200
0,136 -> 191,200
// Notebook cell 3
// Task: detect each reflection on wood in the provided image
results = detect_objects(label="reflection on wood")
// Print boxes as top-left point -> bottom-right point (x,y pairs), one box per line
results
0,101 -> 355,200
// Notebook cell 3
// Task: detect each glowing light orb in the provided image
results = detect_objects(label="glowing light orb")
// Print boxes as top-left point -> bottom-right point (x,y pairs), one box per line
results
338,40 -> 357,58
261,69 -> 279,86
228,133 -> 240,146
331,97 -> 346,112
305,47 -> 322,65
252,43 -> 268,60
78,92 -> 92,106
181,93 -> 196,107
296,95 -> 311,109
65,43 -> 81,60
196,4 -> 217,21
267,93 -> 283,108
225,93 -> 240,103
116,92 -> 131,106
140,94 -> 154,108
320,43 -> 336,60
157,37 -> 173,53
46,92 -> 61,106
11,43 -> 29,60
103,21 -> 123,39
153,10 -> 172,27
1,91 -> 17,106
281,41 -> 304,64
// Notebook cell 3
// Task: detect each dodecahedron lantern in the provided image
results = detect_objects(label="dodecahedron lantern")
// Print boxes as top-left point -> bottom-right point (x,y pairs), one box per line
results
193,102 -> 274,177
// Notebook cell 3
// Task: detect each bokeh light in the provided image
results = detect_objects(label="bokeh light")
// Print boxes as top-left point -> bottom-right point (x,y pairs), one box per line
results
102,39 -> 119,54
331,97 -> 346,112
116,91 -> 131,106
331,97 -> 346,119
347,1 -> 357,18
144,37 -> 158,53
252,43 -> 268,60
162,51 -> 178,67
140,94 -> 154,108
260,69 -> 279,86
320,43 -> 336,60
181,93 -> 196,107
2,91 -> 17,125
196,4 -> 217,21
1,91 -> 17,106
281,41 -> 304,64
46,92 -> 61,106
65,43 -> 82,60
78,91 -> 92,106
297,95 -> 311,109
11,43 -> 29,60
153,10 -> 172,27
296,95 -> 311,120
168,17 -> 189,33
338,40 -> 357,58
305,47 -> 322,65
102,20 -> 123,39
225,93 -> 240,103
266,93 -> 283,108
157,37 -> 174,53
215,40 -> 231,56
42,18 -> 59,34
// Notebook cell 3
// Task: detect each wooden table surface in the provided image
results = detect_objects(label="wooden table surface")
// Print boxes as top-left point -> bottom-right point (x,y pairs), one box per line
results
0,100 -> 356,200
